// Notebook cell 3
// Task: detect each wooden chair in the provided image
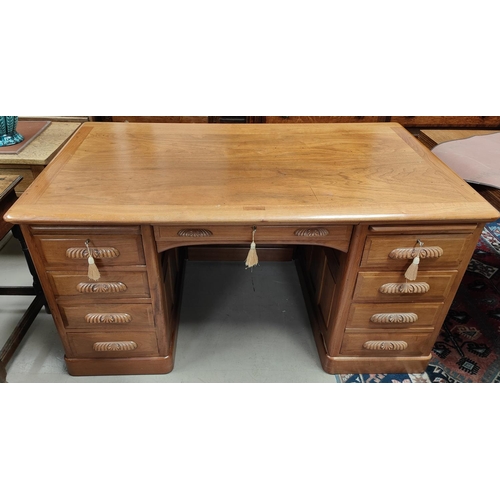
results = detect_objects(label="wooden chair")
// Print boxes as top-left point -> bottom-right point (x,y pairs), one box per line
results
0,175 -> 46,382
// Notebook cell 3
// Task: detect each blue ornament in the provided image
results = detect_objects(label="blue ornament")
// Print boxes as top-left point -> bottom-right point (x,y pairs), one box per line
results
0,116 -> 24,147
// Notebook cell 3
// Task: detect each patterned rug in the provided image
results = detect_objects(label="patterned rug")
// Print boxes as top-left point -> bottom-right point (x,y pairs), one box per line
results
340,219 -> 500,383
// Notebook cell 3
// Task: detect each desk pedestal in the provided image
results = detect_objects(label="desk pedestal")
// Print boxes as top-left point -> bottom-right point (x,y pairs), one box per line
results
18,220 -> 483,376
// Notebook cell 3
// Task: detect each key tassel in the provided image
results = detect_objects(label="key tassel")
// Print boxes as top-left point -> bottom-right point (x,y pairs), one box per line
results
404,240 -> 423,281
245,227 -> 258,269
85,240 -> 101,281
404,255 -> 420,281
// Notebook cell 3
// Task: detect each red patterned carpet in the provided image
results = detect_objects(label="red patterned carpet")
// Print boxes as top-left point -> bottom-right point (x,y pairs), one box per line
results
426,219 -> 500,382
341,219 -> 500,383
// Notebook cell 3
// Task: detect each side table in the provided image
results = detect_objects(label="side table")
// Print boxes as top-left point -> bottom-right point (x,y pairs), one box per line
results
0,175 -> 46,383
0,121 -> 81,195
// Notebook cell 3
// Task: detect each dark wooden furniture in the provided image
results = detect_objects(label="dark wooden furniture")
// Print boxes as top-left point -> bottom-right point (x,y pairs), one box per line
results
390,117 -> 500,129
4,123 -> 499,377
96,116 -> 500,129
0,176 -> 20,240
418,129 -> 498,150
95,117 -> 264,124
264,116 -> 387,124
0,175 -> 45,383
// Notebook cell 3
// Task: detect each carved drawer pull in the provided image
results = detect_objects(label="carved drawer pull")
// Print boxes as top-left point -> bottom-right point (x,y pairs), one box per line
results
77,282 -> 127,293
85,313 -> 132,324
389,246 -> 443,260
370,312 -> 418,324
294,228 -> 330,237
66,247 -> 120,259
93,341 -> 137,352
177,229 -> 213,237
379,282 -> 430,294
363,340 -> 408,351
390,241 -> 444,281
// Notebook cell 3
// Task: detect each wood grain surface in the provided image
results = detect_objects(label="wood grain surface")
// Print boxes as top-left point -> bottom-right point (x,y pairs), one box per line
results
5,122 -> 498,226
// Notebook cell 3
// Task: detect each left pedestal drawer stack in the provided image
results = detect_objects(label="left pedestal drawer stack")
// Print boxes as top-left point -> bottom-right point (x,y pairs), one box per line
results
22,225 -> 174,375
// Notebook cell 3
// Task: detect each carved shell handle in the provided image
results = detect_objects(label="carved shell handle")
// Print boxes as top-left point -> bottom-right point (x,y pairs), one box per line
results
370,312 -> 418,324
77,282 -> 127,293
389,246 -> 443,260
379,282 -> 430,294
93,341 -> 137,351
294,228 -> 330,237
177,229 -> 213,237
363,340 -> 408,351
66,247 -> 120,259
85,313 -> 132,324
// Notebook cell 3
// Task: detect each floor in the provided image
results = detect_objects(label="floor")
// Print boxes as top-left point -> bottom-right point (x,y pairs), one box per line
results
1,231 -> 430,383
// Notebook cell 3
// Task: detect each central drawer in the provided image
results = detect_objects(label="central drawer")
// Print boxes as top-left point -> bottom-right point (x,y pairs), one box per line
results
155,224 -> 353,251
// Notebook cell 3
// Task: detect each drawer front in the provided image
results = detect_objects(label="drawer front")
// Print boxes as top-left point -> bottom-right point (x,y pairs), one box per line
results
340,332 -> 430,356
67,331 -> 159,358
361,234 -> 474,269
346,303 -> 443,330
59,303 -> 155,330
33,234 -> 145,268
353,270 -> 458,302
155,224 -> 352,248
48,271 -> 150,298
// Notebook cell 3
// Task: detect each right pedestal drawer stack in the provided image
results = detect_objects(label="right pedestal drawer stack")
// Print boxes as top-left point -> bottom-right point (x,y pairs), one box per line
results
342,224 -> 483,359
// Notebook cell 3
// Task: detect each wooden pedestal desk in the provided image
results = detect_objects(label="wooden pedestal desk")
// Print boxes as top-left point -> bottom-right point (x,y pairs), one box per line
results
4,122 -> 499,376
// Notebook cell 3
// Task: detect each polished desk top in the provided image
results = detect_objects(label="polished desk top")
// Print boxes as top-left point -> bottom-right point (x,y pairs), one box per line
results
5,122 -> 499,225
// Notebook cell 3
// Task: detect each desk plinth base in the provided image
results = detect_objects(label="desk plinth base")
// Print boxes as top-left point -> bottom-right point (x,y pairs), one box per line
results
65,355 -> 174,376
